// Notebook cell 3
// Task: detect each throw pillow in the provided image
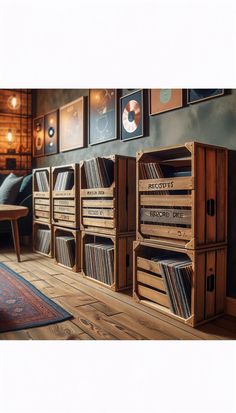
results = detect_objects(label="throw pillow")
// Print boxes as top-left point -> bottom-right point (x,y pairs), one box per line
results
17,173 -> 32,203
0,173 -> 24,204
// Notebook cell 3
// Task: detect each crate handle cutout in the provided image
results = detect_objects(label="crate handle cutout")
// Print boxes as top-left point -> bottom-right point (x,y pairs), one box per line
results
207,274 -> 215,292
206,199 -> 215,216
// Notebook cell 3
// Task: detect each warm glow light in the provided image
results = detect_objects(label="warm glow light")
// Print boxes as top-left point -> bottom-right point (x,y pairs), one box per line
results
7,94 -> 20,110
7,129 -> 13,144
50,117 -> 54,124
11,96 -> 17,109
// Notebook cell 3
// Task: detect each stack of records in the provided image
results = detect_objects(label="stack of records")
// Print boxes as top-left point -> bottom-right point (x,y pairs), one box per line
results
35,228 -> 51,255
36,171 -> 49,192
56,235 -> 75,268
84,157 -> 114,188
54,171 -> 74,191
85,242 -> 114,285
154,255 -> 192,319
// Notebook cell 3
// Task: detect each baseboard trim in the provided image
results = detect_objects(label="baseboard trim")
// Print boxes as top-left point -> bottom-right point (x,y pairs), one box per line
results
226,297 -> 236,317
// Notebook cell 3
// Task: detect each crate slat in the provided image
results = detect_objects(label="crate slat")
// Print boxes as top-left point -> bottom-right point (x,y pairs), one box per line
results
54,199 -> 75,206
80,187 -> 114,198
82,217 -> 115,229
137,270 -> 165,292
82,208 -> 114,218
54,206 -> 75,214
137,284 -> 170,308
35,199 -> 50,206
139,177 -> 194,192
137,256 -> 162,275
82,199 -> 114,208
140,194 -> 192,207
140,207 -> 191,225
140,224 -> 193,240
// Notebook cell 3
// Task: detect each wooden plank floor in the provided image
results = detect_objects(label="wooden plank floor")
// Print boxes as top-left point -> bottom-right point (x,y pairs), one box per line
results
1,248 -> 236,340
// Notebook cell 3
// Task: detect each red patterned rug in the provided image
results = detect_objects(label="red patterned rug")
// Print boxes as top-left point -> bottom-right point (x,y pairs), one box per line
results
0,262 -> 72,333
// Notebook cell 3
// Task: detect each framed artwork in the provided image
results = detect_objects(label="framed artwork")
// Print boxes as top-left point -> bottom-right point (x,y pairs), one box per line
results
33,116 -> 44,157
60,96 -> 86,152
149,89 -> 183,115
120,89 -> 144,141
89,89 -> 117,145
44,110 -> 59,155
187,89 -> 224,104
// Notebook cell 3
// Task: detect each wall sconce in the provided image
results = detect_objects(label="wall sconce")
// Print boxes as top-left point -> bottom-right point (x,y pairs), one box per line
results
7,93 -> 20,110
7,129 -> 16,153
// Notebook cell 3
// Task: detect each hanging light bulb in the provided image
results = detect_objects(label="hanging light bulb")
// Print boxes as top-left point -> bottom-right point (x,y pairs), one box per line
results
7,93 -> 20,110
7,129 -> 13,144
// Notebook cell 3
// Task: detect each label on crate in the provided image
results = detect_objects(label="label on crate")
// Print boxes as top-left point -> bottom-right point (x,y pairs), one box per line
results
81,187 -> 113,197
82,208 -> 114,218
140,208 -> 191,225
34,192 -> 48,198
35,199 -> 50,205
86,190 -> 109,196
54,213 -> 75,222
54,206 -> 75,213
53,190 -> 74,197
139,177 -> 193,192
54,199 -> 75,206
147,181 -> 174,190
35,205 -> 50,212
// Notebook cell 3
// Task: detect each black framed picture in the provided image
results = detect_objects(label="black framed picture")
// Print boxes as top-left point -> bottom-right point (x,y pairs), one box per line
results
33,116 -> 44,158
44,110 -> 59,155
120,89 -> 144,141
187,89 -> 224,104
89,89 -> 117,145
60,96 -> 86,152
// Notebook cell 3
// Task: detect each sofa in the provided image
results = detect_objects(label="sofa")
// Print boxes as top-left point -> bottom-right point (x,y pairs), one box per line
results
0,173 -> 32,237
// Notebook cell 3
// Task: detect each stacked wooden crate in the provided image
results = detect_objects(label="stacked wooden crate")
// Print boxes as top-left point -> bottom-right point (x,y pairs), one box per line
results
52,164 -> 81,271
80,155 -> 136,291
134,142 -> 228,326
33,167 -> 53,257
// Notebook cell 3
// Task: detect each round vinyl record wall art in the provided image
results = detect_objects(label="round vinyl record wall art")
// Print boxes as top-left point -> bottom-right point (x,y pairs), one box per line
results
122,99 -> 141,133
44,110 -> 58,155
33,116 -> 44,157
35,136 -> 43,151
120,89 -> 144,141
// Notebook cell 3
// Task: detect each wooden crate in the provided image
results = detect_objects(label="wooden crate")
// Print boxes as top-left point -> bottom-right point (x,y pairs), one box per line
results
33,167 -> 51,223
33,221 -> 53,257
54,226 -> 81,272
80,155 -> 136,235
81,230 -> 135,291
52,164 -> 80,228
133,241 -> 227,327
137,141 -> 228,249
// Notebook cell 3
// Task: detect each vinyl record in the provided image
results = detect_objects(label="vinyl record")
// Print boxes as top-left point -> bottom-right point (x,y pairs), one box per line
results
122,99 -> 141,133
35,136 -> 43,151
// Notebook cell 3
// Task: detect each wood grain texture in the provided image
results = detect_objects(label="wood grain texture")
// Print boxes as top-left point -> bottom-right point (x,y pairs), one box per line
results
0,247 -> 234,340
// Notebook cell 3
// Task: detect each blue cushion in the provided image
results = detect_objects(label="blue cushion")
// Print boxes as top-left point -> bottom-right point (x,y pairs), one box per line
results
0,173 -> 24,205
17,173 -> 32,202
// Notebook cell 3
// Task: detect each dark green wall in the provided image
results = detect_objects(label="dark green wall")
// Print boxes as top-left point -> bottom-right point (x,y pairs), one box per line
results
33,89 -> 236,298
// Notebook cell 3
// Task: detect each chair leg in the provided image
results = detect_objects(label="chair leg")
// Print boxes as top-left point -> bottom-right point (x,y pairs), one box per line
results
11,220 -> 21,262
